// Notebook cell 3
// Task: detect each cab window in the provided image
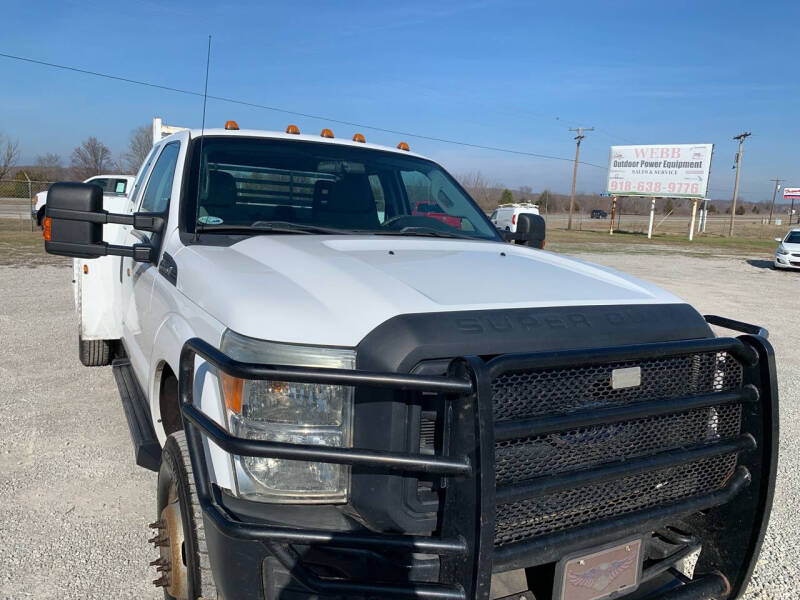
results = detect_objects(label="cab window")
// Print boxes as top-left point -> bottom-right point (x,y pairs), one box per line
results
88,178 -> 109,191
140,143 -> 180,213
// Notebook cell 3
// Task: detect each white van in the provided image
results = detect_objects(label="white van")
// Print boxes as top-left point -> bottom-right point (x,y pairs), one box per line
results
490,203 -> 540,232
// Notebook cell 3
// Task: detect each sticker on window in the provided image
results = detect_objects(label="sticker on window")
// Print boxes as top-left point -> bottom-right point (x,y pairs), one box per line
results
198,216 -> 224,225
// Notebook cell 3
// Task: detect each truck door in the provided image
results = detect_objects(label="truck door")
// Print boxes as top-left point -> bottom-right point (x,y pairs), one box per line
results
121,142 -> 180,385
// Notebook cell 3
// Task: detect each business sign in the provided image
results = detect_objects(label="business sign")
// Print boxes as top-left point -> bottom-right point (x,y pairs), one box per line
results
606,144 -> 713,198
783,187 -> 800,199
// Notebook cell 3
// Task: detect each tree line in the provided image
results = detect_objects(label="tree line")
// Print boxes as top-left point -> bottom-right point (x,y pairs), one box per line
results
1,124 -> 152,186
456,170 -> 783,216
0,127 -> 788,214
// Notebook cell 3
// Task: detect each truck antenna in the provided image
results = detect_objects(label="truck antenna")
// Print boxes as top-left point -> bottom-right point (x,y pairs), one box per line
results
194,35 -> 212,242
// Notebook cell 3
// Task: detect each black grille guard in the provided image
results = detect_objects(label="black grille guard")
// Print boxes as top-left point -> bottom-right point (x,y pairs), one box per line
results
178,315 -> 778,600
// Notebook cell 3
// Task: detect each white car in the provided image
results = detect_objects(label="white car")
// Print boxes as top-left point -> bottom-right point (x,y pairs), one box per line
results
33,174 -> 135,226
490,202 -> 540,232
42,123 -> 776,600
774,228 -> 800,270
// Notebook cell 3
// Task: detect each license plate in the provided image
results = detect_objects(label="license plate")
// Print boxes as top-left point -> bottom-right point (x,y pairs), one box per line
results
553,537 -> 643,600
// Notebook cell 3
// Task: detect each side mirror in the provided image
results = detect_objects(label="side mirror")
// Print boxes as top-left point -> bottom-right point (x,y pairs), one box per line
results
775,237 -> 783,243
44,182 -> 163,262
509,213 -> 546,249
44,182 -> 103,258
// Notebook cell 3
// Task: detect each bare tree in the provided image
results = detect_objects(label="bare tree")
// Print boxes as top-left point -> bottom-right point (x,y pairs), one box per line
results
34,153 -> 65,181
123,124 -> 153,173
457,171 -> 497,212
70,137 -> 114,180
0,132 -> 20,181
518,185 -> 533,201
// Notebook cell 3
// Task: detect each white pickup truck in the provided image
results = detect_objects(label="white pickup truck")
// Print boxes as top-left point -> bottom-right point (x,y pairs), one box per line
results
33,174 -> 135,226
43,123 -> 777,600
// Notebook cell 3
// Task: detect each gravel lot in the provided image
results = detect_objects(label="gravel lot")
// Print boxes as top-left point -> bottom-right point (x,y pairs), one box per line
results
0,252 -> 797,599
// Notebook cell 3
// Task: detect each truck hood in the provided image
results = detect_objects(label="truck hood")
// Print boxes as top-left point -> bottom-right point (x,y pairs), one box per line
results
779,242 -> 800,253
176,235 -> 684,347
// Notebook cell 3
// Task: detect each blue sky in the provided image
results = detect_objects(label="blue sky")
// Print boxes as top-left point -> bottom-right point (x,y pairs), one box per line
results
1,0 -> 798,202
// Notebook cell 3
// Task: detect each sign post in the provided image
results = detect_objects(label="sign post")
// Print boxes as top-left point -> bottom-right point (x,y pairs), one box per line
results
689,199 -> 698,241
609,196 -> 617,235
647,198 -> 656,239
701,198 -> 708,233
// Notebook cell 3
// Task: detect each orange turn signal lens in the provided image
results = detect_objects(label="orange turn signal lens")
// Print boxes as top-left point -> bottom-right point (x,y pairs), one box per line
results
43,217 -> 52,241
352,133 -> 366,143
83,264 -> 89,275
225,120 -> 240,130
286,124 -> 300,134
397,141 -> 410,151
221,372 -> 244,414
320,128 -> 334,138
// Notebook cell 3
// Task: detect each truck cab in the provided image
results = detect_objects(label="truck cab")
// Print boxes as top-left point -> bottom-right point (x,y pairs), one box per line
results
43,123 -> 777,600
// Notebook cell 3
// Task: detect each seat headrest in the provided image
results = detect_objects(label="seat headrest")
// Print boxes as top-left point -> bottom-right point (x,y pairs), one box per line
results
206,171 -> 237,207
314,176 -> 374,214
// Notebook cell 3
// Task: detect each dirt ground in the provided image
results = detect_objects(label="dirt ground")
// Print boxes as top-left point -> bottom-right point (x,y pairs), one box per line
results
0,236 -> 797,598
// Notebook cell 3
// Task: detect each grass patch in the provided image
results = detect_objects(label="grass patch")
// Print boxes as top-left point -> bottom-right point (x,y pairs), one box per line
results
0,219 -> 67,267
545,228 -> 777,257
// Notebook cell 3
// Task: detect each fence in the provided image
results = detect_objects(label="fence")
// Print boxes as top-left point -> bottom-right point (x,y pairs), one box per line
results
0,179 -> 55,231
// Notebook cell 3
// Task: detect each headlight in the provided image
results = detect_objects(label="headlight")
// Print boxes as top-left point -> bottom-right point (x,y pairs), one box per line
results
219,330 -> 355,504
777,245 -> 789,255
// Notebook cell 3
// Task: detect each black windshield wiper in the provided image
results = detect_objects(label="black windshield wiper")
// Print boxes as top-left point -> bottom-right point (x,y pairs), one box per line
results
195,222 -> 352,235
376,226 -> 477,240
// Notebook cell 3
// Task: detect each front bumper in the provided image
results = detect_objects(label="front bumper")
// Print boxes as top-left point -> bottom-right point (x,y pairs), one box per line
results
774,254 -> 800,269
178,315 -> 778,600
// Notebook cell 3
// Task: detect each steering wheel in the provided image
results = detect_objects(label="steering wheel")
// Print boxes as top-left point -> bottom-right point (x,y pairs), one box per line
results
381,215 -> 454,232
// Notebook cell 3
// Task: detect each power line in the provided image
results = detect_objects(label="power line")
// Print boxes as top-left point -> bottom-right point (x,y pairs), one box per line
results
0,50 -> 609,169
593,127 -> 636,144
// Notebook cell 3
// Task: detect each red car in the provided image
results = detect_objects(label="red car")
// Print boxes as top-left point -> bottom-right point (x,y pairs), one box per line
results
412,202 -> 462,229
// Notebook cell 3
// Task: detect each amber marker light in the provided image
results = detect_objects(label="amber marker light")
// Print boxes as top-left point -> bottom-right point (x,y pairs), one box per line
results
225,120 -> 240,130
321,128 -> 334,138
286,124 -> 300,134
221,372 -> 244,414
42,217 -> 52,241
352,133 -> 366,143
397,141 -> 410,151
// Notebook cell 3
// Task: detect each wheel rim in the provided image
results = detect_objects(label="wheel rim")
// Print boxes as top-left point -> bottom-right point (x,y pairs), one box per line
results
151,481 -> 189,599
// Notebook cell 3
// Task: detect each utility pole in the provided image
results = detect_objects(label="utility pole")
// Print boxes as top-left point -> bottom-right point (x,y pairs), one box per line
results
728,131 -> 751,236
768,178 -> 782,225
567,126 -> 593,230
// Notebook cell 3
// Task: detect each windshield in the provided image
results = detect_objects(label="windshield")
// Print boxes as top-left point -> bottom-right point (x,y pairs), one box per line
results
184,137 -> 500,241
784,231 -> 800,244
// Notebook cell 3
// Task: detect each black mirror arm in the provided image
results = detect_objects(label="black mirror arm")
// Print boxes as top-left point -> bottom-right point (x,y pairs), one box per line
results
45,207 -> 165,234
108,243 -> 154,262
45,240 -> 154,263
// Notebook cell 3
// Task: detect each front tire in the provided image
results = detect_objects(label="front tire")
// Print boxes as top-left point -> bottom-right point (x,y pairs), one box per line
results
154,432 -> 218,600
78,337 -> 112,366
